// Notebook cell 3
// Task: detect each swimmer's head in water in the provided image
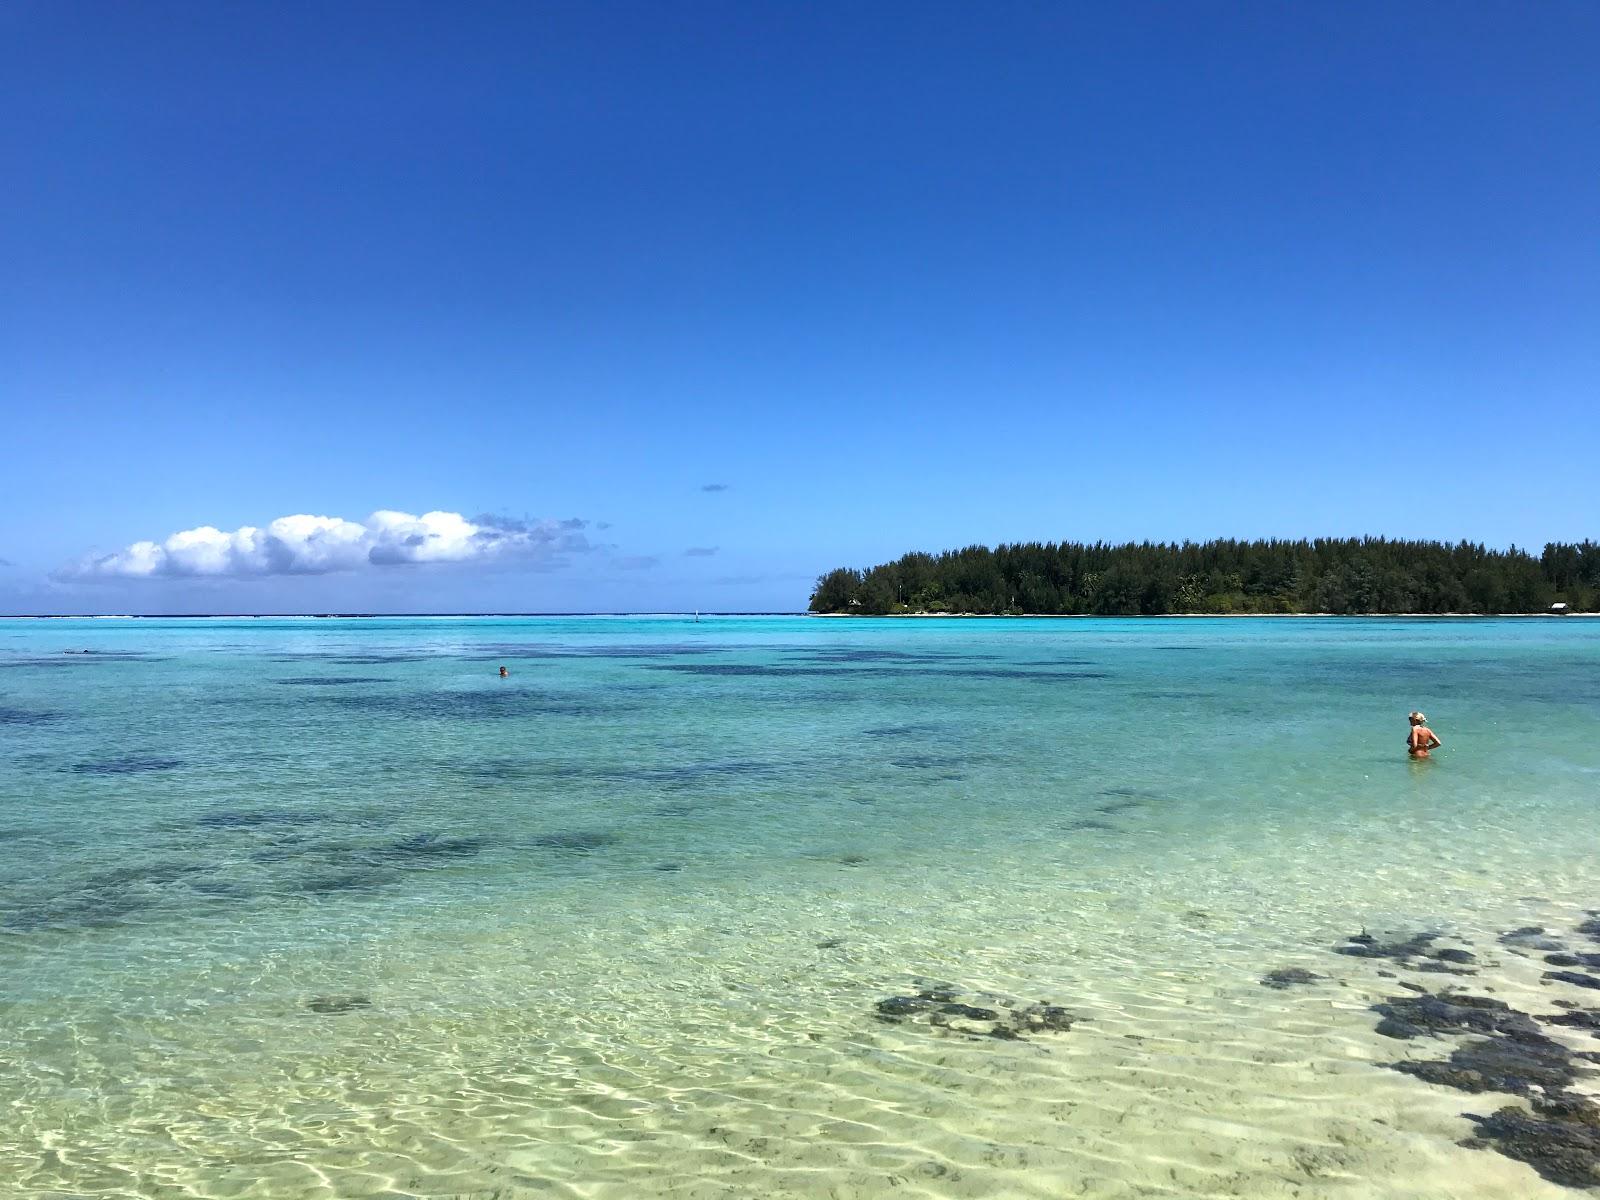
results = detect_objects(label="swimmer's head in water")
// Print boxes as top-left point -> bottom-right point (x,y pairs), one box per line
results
1408,711 -> 1427,725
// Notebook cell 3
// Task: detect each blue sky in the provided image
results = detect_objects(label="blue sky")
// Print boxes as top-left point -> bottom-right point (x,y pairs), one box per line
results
2,1 -> 1595,614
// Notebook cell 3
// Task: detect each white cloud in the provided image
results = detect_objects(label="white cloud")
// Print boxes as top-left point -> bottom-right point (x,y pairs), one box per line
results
61,510 -> 591,580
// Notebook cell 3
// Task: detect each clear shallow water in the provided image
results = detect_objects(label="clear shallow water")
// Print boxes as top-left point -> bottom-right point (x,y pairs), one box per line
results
2,615 -> 1598,1199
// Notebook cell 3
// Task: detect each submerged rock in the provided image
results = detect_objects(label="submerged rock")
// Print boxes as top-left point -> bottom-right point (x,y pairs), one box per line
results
1375,991 -> 1595,1101
1500,926 -> 1567,953
1371,992 -> 1538,1041
1545,952 -> 1600,969
1336,931 -> 1439,961
383,832 -> 484,861
1012,1004 -> 1078,1032
940,1003 -> 1000,1021
1261,968 -> 1323,990
872,987 -> 1081,1041
1545,970 -> 1600,991
1464,1093 -> 1600,1188
1097,799 -> 1144,814
1543,1009 -> 1600,1036
1393,1031 -> 1586,1096
874,995 -> 932,1019
1359,933 -> 1600,1185
306,994 -> 372,1015
532,830 -> 618,853
69,755 -> 185,776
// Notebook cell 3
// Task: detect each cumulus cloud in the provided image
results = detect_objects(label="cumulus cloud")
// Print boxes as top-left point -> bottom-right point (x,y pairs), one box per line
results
60,510 -> 592,581
683,546 -> 719,557
700,483 -> 730,492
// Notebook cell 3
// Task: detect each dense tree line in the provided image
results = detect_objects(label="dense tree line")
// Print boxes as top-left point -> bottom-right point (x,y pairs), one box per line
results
808,539 -> 1600,616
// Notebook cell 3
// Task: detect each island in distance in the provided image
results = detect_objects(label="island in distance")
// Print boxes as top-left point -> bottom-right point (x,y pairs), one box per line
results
808,537 -> 1599,616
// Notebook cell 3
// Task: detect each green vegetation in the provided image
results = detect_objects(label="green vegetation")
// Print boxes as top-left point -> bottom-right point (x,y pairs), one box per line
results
809,539 -> 1600,616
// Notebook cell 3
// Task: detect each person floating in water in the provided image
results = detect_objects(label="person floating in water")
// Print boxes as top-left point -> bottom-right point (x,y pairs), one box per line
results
498,665 -> 509,678
1406,711 -> 1441,759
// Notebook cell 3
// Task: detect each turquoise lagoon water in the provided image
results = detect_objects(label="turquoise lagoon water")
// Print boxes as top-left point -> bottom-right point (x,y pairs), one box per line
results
2,615 -> 1598,1199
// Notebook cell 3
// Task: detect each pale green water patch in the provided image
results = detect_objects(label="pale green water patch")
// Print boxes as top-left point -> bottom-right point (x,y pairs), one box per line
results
2,616 -> 1598,1197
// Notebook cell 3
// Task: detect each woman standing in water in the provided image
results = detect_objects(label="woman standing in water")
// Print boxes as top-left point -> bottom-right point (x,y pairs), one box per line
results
1407,711 -> 1442,759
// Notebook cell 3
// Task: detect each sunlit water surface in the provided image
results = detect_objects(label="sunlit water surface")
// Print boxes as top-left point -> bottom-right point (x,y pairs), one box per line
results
3,615 -> 1598,1198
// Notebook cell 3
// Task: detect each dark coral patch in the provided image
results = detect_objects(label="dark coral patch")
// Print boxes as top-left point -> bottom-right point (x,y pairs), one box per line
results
1261,968 -> 1323,990
69,756 -> 185,776
796,648 -> 988,665
1412,960 -> 1476,976
0,704 -> 64,726
1500,926 -> 1566,952
886,754 -> 972,770
1543,1009 -> 1600,1036
1096,799 -> 1144,814
939,1003 -> 1000,1021
323,688 -> 603,720
875,995 -> 932,1019
873,989 -> 1081,1041
1545,970 -> 1600,990
378,833 -> 484,863
1012,1004 -> 1078,1033
306,995 -> 373,1015
861,723 -> 944,739
82,862 -> 198,888
1336,930 -> 1440,961
1374,990 -> 1595,1106
4,889 -> 154,932
296,870 -> 389,895
196,809 -> 329,829
1546,952 -> 1600,969
1,651 -> 153,668
532,830 -> 618,853
1393,1033 -> 1585,1096
1464,1094 -> 1600,1189
1371,992 -> 1538,1041
646,662 -> 1107,682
